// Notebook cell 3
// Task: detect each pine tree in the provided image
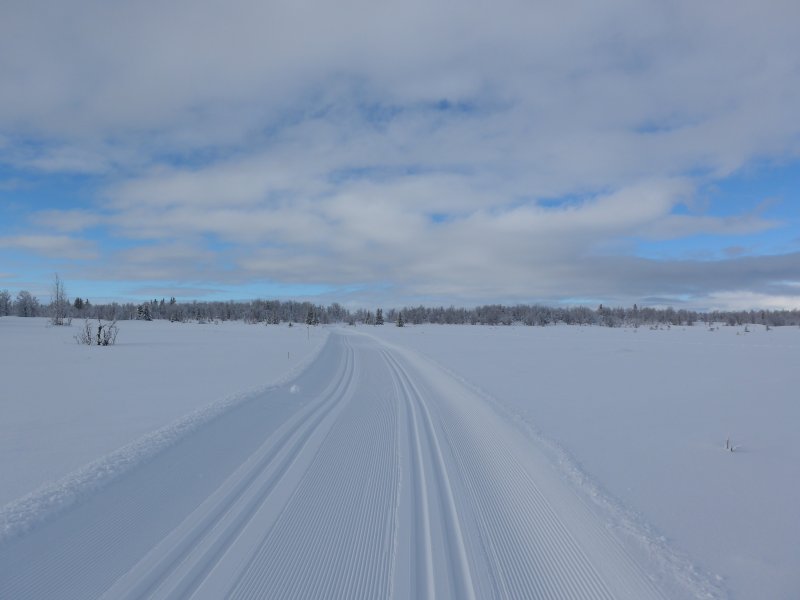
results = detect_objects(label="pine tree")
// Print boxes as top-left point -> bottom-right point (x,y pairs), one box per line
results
375,308 -> 384,325
397,312 -> 404,327
138,303 -> 152,321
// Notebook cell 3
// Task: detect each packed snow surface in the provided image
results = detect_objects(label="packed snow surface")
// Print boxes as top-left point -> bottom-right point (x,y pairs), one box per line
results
369,323 -> 800,600
1,318 -> 796,598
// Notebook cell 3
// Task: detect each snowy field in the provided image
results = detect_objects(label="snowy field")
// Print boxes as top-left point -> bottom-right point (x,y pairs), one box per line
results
0,317 -> 797,599
369,323 -> 800,600
0,317 -> 328,506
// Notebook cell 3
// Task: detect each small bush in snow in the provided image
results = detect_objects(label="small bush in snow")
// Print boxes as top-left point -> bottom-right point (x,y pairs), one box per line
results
75,318 -> 119,346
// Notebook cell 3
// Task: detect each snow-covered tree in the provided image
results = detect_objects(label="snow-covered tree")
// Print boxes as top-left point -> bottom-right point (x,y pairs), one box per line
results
375,308 -> 384,325
0,289 -> 11,316
396,312 -> 404,327
15,290 -> 39,317
49,273 -> 70,325
137,303 -> 152,321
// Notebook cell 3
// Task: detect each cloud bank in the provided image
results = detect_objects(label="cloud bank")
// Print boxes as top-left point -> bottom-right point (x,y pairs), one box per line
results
1,0 -> 799,308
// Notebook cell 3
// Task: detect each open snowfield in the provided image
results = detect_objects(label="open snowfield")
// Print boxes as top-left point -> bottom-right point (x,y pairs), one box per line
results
0,317 -> 328,507
369,323 -> 800,599
0,317 -> 797,599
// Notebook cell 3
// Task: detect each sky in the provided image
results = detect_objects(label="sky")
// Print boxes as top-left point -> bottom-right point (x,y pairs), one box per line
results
1,0 -> 799,310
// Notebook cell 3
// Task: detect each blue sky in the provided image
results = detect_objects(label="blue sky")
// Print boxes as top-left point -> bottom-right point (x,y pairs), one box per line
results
1,0 -> 799,310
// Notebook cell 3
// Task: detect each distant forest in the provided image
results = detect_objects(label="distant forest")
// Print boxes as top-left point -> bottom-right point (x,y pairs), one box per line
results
2,287 -> 800,327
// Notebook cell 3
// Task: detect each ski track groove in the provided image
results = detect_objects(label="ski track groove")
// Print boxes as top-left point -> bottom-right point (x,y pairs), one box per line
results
405,345 -> 668,600
203,338 -> 360,600
439,390 -> 622,599
382,349 -> 479,600
1,331 -> 683,599
223,338 -> 374,597
385,351 -> 436,599
174,343 -> 356,599
93,337 -> 357,600
227,337 -> 398,599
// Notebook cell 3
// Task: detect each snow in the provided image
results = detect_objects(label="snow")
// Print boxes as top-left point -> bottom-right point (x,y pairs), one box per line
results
0,317 -> 327,509
1,317 -> 797,599
2,330 -> 698,600
367,323 -> 800,600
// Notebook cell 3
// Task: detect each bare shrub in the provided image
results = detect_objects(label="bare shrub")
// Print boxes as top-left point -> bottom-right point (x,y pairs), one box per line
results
75,318 -> 119,346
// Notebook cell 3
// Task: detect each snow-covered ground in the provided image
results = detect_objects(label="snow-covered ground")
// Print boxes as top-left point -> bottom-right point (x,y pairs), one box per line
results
1,317 -> 797,599
368,323 -> 800,600
2,327 -> 705,599
0,317 -> 327,507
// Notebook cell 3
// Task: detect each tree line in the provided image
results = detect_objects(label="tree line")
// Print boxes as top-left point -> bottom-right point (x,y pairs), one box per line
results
2,286 -> 799,327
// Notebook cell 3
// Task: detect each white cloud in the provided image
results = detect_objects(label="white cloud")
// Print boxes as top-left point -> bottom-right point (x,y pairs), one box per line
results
2,0 -> 798,171
2,0 -> 799,305
705,290 -> 800,311
31,210 -> 105,233
0,235 -> 97,260
641,213 -> 781,240
19,146 -> 112,174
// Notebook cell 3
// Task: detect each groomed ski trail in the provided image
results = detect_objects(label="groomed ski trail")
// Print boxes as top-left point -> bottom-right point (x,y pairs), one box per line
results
0,331 -> 692,599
